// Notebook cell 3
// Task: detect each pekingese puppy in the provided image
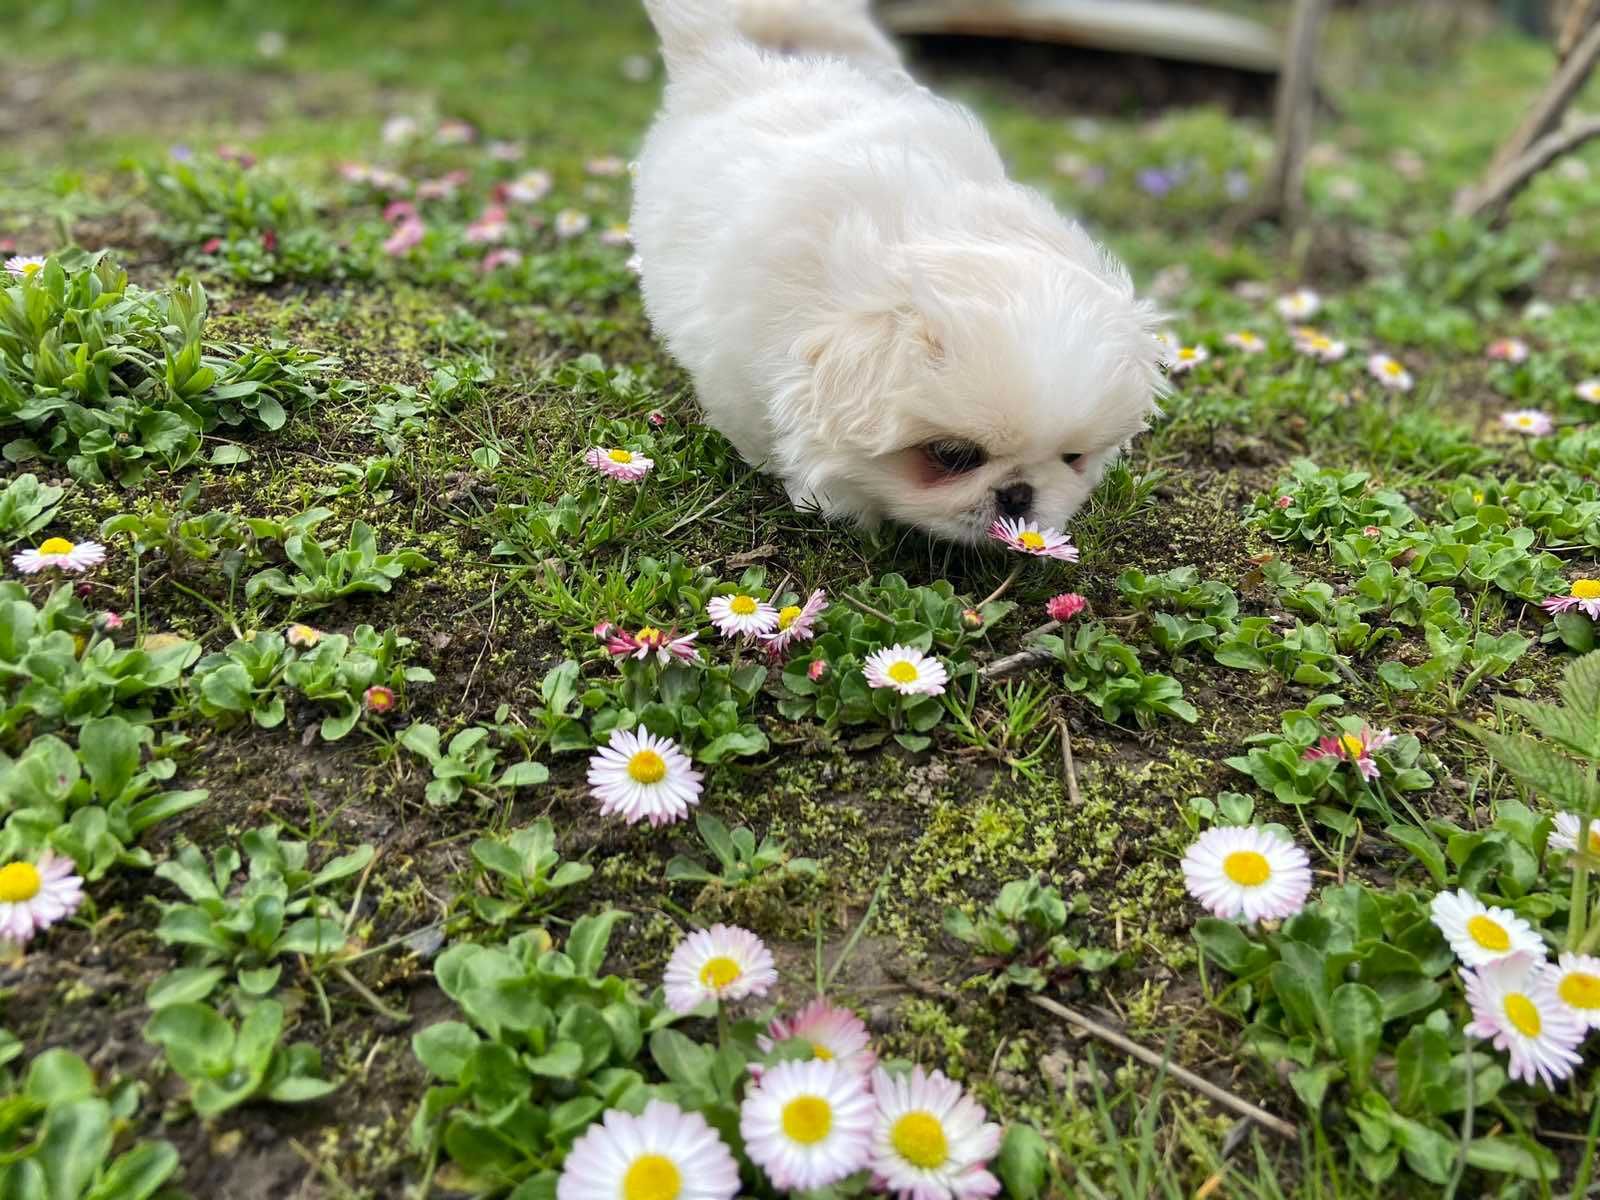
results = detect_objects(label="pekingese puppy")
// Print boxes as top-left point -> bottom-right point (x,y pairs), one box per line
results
731,0 -> 905,79
633,0 -> 1164,544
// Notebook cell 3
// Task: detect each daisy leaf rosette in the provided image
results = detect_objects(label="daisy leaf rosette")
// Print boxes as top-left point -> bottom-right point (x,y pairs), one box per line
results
1246,458 -> 1417,547
1224,699 -> 1433,811
1032,620 -> 1197,728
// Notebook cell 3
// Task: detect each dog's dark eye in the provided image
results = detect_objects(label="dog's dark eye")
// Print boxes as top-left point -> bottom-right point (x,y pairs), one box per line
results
1062,453 -> 1083,467
925,440 -> 987,475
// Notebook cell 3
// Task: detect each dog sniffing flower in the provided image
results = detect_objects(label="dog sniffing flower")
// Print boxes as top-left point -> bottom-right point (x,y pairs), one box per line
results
555,209 -> 591,239
1549,812 -> 1600,858
0,852 -> 84,945
664,923 -> 777,1013
1431,889 -> 1545,967
707,593 -> 779,639
1463,952 -> 1584,1089
758,999 -> 877,1077
763,589 -> 827,653
1181,826 -> 1312,922
1169,345 -> 1209,373
588,726 -> 703,828
869,1065 -> 1003,1200
4,255 -> 46,278
740,1059 -> 875,1192
12,537 -> 106,575
1545,953 -> 1600,1029
1577,379 -> 1600,404
557,1099 -> 739,1200
363,685 -> 396,713
1293,330 -> 1348,362
586,446 -> 653,481
863,645 -> 949,697
988,517 -> 1078,561
1367,354 -> 1413,392
1046,593 -> 1086,622
286,623 -> 322,649
1541,579 -> 1600,620
1302,726 -> 1396,781
1275,289 -> 1321,321
1501,409 -> 1554,436
1487,337 -> 1529,363
1224,330 -> 1266,354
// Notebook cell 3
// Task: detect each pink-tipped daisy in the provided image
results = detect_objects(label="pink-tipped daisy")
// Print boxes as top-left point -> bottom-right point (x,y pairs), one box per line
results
1275,289 -> 1321,321
1274,494 -> 1293,509
663,923 -> 777,1013
555,209 -> 591,239
1169,345 -> 1209,373
1544,953 -> 1600,1029
486,140 -> 525,162
740,1059 -> 875,1192
585,446 -> 653,481
463,205 -> 510,244
1293,330 -> 1348,362
557,1099 -> 740,1200
505,170 -> 553,204
1046,593 -> 1086,622
762,589 -> 827,654
1549,812 -> 1600,858
808,659 -> 829,682
383,220 -> 425,257
605,626 -> 702,666
1487,337 -> 1529,363
1541,578 -> 1600,620
758,999 -> 877,1077
1224,331 -> 1266,354
286,624 -> 322,649
433,118 -> 476,145
988,517 -> 1078,561
869,1066 -> 1003,1200
1576,379 -> 1600,404
1463,951 -> 1584,1089
1367,354 -> 1413,392
1430,889 -> 1546,967
0,852 -> 84,945
1362,525 -> 1382,538
587,726 -> 703,828
863,645 -> 949,697
707,593 -> 779,639
1500,409 -> 1554,436
1180,826 -> 1312,923
4,255 -> 46,278
1302,725 -> 1396,781
363,685 -> 396,713
12,537 -> 106,575
481,248 -> 523,272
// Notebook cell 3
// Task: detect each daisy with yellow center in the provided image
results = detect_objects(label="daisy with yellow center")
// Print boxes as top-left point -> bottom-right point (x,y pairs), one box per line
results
1275,288 -> 1322,321
661,922 -> 776,1014
757,998 -> 877,1078
863,644 -> 949,697
869,1065 -> 1003,1200
587,726 -> 703,828
762,588 -> 827,655
1545,952 -> 1600,1030
12,537 -> 106,575
286,623 -> 323,649
1169,344 -> 1209,373
1548,811 -> 1600,859
988,516 -> 1078,560
1541,579 -> 1600,620
4,255 -> 47,278
1463,952 -> 1585,1088
0,852 -> 84,945
585,446 -> 654,481
739,1059 -> 875,1191
1500,409 -> 1553,436
1302,724 -> 1396,781
706,592 -> 779,639
1366,353 -> 1413,392
1224,331 -> 1266,354
1430,889 -> 1546,967
555,208 -> 591,239
1576,379 -> 1600,404
555,1099 -> 739,1200
1180,826 -> 1312,923
1293,330 -> 1348,362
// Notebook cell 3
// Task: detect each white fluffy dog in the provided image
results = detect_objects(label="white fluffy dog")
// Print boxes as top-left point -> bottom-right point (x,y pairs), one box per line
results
731,0 -> 904,79
633,0 -> 1164,544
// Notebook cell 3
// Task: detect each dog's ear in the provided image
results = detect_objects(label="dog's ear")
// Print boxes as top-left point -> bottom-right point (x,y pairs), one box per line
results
789,306 -> 941,451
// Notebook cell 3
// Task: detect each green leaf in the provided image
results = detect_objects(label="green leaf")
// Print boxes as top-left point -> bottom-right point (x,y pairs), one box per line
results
1465,1135 -> 1559,1181
145,967 -> 226,1009
1386,825 -> 1448,885
650,1029 -> 715,1093
523,1041 -> 584,1080
996,1123 -> 1050,1199
414,1022 -> 480,1083
1330,983 -> 1384,1091
84,1141 -> 179,1200
25,1050 -> 96,1105
566,909 -> 626,977
144,1002 -> 234,1079
38,1098 -> 113,1200
266,1075 -> 340,1104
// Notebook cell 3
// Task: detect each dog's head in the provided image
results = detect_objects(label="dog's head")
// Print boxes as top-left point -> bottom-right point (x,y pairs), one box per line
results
784,207 -> 1165,544
733,0 -> 904,75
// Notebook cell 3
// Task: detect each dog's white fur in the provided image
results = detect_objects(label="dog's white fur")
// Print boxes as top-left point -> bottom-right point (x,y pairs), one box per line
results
731,0 -> 905,79
633,0 -> 1164,543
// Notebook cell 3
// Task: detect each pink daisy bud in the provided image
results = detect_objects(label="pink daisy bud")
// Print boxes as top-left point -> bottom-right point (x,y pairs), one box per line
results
1047,593 -> 1087,622
364,685 -> 396,714
808,660 -> 828,682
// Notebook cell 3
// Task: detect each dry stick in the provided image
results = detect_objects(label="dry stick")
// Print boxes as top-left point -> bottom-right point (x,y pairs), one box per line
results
1559,0 -> 1600,59
978,620 -> 1060,680
1459,114 -> 1600,223
1259,0 -> 1332,223
1027,994 -> 1299,1141
1055,717 -> 1081,808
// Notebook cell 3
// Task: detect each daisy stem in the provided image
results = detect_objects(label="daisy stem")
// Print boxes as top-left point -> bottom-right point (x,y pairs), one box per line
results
978,564 -> 1023,609
716,1002 -> 731,1051
1570,811 -> 1592,954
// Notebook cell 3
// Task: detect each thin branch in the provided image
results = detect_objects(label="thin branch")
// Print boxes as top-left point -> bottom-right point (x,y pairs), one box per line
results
1473,16 -> 1600,193
1458,113 -> 1600,222
979,646 -> 1055,681
1027,993 -> 1299,1141
1055,717 -> 1081,808
1258,0 -> 1332,223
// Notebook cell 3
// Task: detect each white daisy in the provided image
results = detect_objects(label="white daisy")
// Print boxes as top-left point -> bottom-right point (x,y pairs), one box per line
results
505,170 -> 553,205
1430,889 -> 1546,967
1293,331 -> 1348,362
555,209 -> 591,239
1549,811 -> 1600,858
585,446 -> 653,481
1224,331 -> 1266,354
586,727 -> 703,828
1275,288 -> 1321,321
662,923 -> 777,1014
556,1099 -> 739,1200
757,998 -> 876,1077
600,222 -> 632,247
1500,409 -> 1554,436
1486,337 -> 1529,363
0,852 -> 84,945
4,255 -> 46,278
1180,826 -> 1312,923
870,1065 -> 1003,1200
12,537 -> 106,574
1367,354 -> 1413,392
286,624 -> 323,649
740,1059 -> 876,1192
706,593 -> 779,639
988,517 -> 1078,560
1463,952 -> 1584,1089
1576,379 -> 1600,404
863,645 -> 949,697
762,589 -> 827,655
1169,345 -> 1209,373
1544,953 -> 1600,1030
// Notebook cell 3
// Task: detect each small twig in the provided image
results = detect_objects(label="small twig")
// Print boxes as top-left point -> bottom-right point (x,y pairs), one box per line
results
978,565 -> 1022,610
979,647 -> 1055,681
1026,994 -> 1298,1141
1476,15 -> 1600,189
844,594 -> 897,625
1257,0 -> 1332,224
333,964 -> 411,1024
343,845 -> 384,935
1457,113 -> 1600,222
1055,717 -> 1081,808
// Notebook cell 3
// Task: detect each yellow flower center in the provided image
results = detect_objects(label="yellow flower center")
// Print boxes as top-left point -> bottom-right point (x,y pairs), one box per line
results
623,1155 -> 682,1200
1516,415 -> 1535,428
637,626 -> 661,641
38,537 -> 74,555
1309,337 -> 1331,351
810,1042 -> 834,1061
1558,971 -> 1600,1011
781,1096 -> 833,1145
1340,734 -> 1365,759
1178,348 -> 1198,360
607,449 -> 634,464
887,661 -> 920,685
698,955 -> 741,991
1019,531 -> 1046,550
1571,579 -> 1600,600
1473,492 -> 1485,504
778,605 -> 803,630
289,624 -> 320,646
1503,992 -> 1541,1038
729,595 -> 758,617
1222,851 -> 1271,887
20,261 -> 42,278
627,750 -> 667,785
891,1111 -> 949,1169
1467,915 -> 1510,952
0,863 -> 42,904
1383,361 -> 1404,376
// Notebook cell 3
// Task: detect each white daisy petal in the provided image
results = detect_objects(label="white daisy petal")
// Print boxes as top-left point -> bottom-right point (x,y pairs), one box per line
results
1549,811 -> 1600,859
1463,952 -> 1584,1089
1429,888 -> 1546,967
862,645 -> 949,697
987,517 -> 1078,560
740,1059 -> 875,1192
870,1065 -> 1003,1200
585,447 -> 654,481
662,923 -> 777,1014
556,1098 -> 740,1200
757,998 -> 876,1077
586,726 -> 703,827
0,852 -> 84,945
1544,952 -> 1600,1030
1180,826 -> 1311,923
706,593 -> 779,639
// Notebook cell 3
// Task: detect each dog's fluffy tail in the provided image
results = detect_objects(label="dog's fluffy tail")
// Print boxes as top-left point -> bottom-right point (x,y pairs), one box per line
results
643,0 -> 742,73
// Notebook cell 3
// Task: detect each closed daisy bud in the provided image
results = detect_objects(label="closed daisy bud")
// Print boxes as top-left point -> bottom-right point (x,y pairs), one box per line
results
959,608 -> 984,631
363,685 -> 396,713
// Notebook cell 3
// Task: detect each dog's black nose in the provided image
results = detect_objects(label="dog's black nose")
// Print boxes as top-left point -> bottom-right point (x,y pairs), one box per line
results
995,482 -> 1033,518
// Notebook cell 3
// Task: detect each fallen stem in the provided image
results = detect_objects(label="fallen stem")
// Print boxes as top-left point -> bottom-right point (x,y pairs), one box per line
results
334,963 -> 411,1024
978,565 -> 1023,609
1055,717 -> 1081,808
